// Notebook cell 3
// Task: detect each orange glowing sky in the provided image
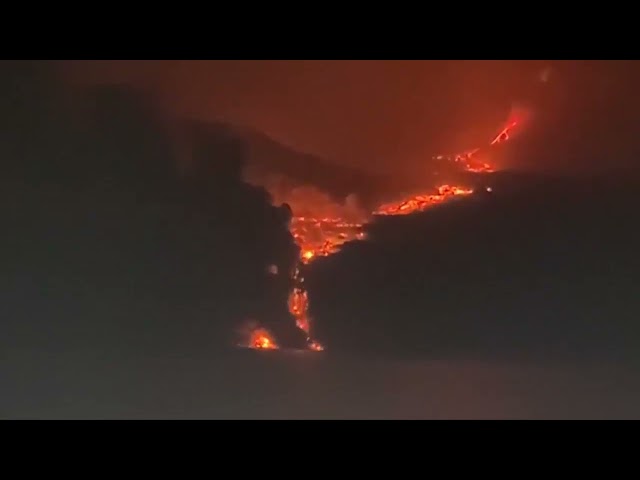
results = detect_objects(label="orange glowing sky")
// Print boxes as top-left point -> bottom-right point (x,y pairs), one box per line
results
62,60 -> 555,173
62,60 -> 640,174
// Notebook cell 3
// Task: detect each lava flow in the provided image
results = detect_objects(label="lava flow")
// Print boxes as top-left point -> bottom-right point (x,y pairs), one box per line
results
375,185 -> 474,216
244,114 -> 524,351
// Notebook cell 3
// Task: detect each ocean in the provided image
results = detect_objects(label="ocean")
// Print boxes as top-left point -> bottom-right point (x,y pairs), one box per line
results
3,347 -> 640,419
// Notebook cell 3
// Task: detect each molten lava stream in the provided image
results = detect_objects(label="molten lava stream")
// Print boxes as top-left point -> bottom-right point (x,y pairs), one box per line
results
287,262 -> 324,351
375,185 -> 474,216
244,114 -> 523,352
248,184 -> 476,352
283,183 -> 475,351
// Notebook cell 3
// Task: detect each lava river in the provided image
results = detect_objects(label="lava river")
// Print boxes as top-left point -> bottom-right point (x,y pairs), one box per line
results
246,115 -> 522,351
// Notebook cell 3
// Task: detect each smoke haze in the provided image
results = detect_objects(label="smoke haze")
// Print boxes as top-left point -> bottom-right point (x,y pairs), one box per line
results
4,60 -> 640,418
62,60 -> 640,176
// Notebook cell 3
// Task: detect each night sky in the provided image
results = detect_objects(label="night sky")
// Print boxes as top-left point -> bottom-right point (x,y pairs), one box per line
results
3,60 -> 640,419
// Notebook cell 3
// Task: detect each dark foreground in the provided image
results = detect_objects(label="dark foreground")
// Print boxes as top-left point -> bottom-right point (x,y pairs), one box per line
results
3,348 -> 640,419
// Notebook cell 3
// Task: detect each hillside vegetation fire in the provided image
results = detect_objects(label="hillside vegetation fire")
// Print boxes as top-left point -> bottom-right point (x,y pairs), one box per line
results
243,114 -> 523,351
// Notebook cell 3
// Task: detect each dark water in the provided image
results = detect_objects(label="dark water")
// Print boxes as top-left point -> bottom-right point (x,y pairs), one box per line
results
3,348 -> 640,419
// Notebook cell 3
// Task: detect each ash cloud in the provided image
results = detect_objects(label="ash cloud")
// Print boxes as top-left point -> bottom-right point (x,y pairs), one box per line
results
0,61 -> 303,359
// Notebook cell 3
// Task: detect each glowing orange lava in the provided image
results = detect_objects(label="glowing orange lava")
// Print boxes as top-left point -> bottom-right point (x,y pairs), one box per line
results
283,184 -> 474,350
250,328 -> 278,350
375,185 -> 474,216
490,120 -> 518,146
244,114 -> 523,351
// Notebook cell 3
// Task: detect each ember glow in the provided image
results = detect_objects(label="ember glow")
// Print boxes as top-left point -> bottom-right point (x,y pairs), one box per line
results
243,114 -> 523,351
